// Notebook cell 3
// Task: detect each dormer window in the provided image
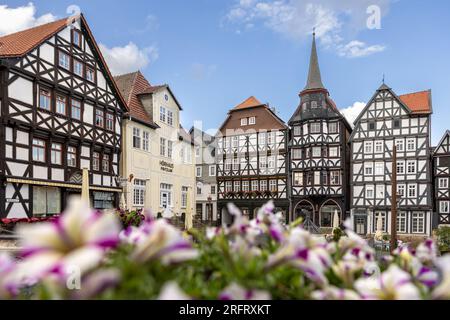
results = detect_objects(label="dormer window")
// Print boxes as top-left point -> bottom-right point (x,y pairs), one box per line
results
241,118 -> 248,126
72,29 -> 82,47
249,116 -> 256,125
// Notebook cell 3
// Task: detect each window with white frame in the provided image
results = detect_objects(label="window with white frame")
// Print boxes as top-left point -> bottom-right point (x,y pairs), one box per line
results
310,122 -> 321,133
259,157 -> 267,169
312,147 -> 321,158
364,141 -> 373,154
328,122 -> 338,133
67,146 -> 77,167
225,158 -> 232,171
143,131 -> 150,151
167,110 -> 173,126
375,162 -> 384,175
225,181 -> 232,192
376,185 -> 384,199
314,171 -> 321,185
268,156 -> 275,169
408,184 -> 417,198
167,140 -> 173,158
181,186 -> 188,208
92,152 -> 100,171
133,128 -> 141,149
293,126 -> 301,136
440,201 -> 449,213
249,117 -> 256,125
407,161 -> 416,174
133,179 -> 146,206
397,161 -> 405,174
365,163 -> 373,176
269,180 -> 277,191
160,106 -> 166,122
411,212 -> 425,233
232,136 -> 239,148
366,186 -> 374,198
397,184 -> 405,197
329,147 -> 338,157
407,138 -> 415,151
160,137 -> 166,156
209,165 -> 216,176
241,118 -> 248,126
242,181 -> 249,192
160,183 -> 172,208
251,180 -> 258,191
260,179 -> 267,191
102,154 -> 110,172
396,140 -> 404,152
267,132 -> 275,145
234,180 -> 240,192
397,212 -> 407,233
223,137 -> 229,149
439,178 -> 449,189
32,138 -> 46,162
196,166 -> 202,177
259,133 -> 266,146
374,211 -> 386,231
330,171 -> 340,185
375,141 -> 383,153
58,51 -> 70,70
232,158 -> 239,170
293,172 -> 303,186
292,148 -> 301,159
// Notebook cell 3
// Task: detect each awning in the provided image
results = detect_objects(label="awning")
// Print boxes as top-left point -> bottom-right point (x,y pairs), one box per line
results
6,178 -> 122,193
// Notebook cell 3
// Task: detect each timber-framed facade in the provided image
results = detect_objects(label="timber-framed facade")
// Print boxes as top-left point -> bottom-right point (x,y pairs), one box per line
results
432,130 -> 450,226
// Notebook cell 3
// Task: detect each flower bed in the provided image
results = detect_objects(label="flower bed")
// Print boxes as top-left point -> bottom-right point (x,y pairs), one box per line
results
0,200 -> 449,300
0,216 -> 58,232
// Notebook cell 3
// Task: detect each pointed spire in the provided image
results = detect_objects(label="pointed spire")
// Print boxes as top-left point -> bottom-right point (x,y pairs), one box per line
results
304,30 -> 325,91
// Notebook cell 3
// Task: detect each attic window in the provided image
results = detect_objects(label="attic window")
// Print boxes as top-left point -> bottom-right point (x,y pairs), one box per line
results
72,29 -> 82,47
241,118 -> 248,126
249,117 -> 256,125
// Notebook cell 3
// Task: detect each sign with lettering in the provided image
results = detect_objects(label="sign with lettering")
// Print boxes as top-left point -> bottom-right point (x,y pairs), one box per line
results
160,160 -> 174,173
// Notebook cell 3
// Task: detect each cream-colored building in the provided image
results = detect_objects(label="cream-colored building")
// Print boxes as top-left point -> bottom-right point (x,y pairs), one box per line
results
114,71 -> 195,218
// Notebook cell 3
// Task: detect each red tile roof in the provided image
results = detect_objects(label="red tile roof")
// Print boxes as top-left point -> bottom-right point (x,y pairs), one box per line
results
399,90 -> 432,114
233,96 -> 263,110
0,18 -> 69,57
114,71 -> 158,127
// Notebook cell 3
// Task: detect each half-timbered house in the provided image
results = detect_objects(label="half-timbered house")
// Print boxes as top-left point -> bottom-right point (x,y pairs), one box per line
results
0,15 -> 127,217
432,130 -> 450,226
349,85 -> 433,236
288,33 -> 352,228
216,96 -> 289,224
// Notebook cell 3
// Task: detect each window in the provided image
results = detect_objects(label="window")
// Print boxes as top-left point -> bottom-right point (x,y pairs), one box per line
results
328,122 -> 338,133
329,147 -> 338,157
32,186 -> 61,216
249,117 -> 256,125
196,167 -> 202,177
100,154 -> 109,172
396,140 -> 404,152
225,181 -> 232,192
376,185 -> 384,199
197,187 -> 202,195
93,152 -> 100,171
368,121 -> 376,130
232,158 -> 239,170
364,141 -> 373,153
311,101 -> 318,108
39,89 -> 51,111
56,95 -> 67,115
269,180 -> 277,192
374,212 -> 386,232
293,126 -> 301,136
106,113 -> 114,131
160,183 -> 172,208
142,131 -> 150,151
293,172 -> 303,186
407,161 -> 416,174
397,212 -> 406,233
306,148 -> 310,159
181,187 -> 188,208
268,156 -> 275,169
314,171 -> 321,185
72,29 -> 82,47
195,146 -> 200,157
86,67 -> 95,82
32,138 -> 45,162
259,133 -> 266,146
74,60 -> 83,76
366,186 -> 374,198
160,106 -> 166,122
312,147 -> 321,158
234,181 -> 241,192
292,149 -> 301,159
58,51 -> 70,70
209,165 -> 216,176
71,99 -> 81,120
242,181 -> 249,192
167,140 -> 173,158
397,161 -> 405,174
259,157 -> 267,169
95,109 -> 104,128
133,179 -> 146,207
50,143 -> 62,165
398,184 -> 405,197
260,180 -> 267,191
375,141 -> 383,153
310,122 -> 321,133
306,172 -> 313,185
223,137 -> 229,149
364,163 -> 373,176
439,178 -> 449,189
393,119 -> 401,129
67,146 -> 77,167
330,171 -> 340,185
225,159 -> 232,171
412,212 -> 425,233
167,110 -> 173,126
375,162 -> 384,175
133,128 -> 141,148
232,136 -> 239,148
408,184 -> 416,198
211,185 -> 216,194
251,180 -> 258,191
241,118 -> 248,126
267,132 -> 275,145
440,201 -> 449,213
407,139 -> 415,151
160,137 -> 166,156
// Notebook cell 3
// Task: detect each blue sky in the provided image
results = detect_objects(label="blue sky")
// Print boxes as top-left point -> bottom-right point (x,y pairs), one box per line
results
1,0 -> 450,145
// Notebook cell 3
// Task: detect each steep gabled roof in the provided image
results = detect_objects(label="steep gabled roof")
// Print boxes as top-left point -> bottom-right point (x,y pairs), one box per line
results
399,90 -> 432,114
0,18 -> 68,57
114,71 -> 158,128
433,130 -> 450,155
233,96 -> 263,110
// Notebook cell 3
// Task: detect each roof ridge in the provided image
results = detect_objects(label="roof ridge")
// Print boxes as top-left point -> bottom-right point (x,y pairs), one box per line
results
0,17 -> 68,40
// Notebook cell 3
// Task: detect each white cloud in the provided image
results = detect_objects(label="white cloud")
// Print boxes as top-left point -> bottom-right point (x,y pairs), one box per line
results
99,42 -> 159,76
225,0 -> 390,58
0,2 -> 57,35
340,101 -> 366,125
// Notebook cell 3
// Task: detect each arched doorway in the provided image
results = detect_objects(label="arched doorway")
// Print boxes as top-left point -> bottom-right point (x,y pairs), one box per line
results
320,200 -> 341,228
294,200 -> 314,222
